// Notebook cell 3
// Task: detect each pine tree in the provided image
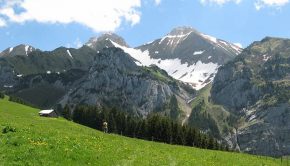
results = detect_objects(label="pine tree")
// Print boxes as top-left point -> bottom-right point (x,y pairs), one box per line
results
208,136 -> 215,150
164,118 -> 173,144
108,113 -> 117,133
72,106 -> 82,123
185,128 -> 195,147
62,104 -> 71,120
169,95 -> 180,119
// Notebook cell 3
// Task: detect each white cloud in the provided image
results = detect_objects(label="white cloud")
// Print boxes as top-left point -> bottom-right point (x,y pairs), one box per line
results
154,0 -> 162,5
234,43 -> 243,48
200,0 -> 288,10
0,0 -> 141,32
200,0 -> 242,5
66,38 -> 83,48
74,38 -> 83,48
0,18 -> 6,27
255,0 -> 289,10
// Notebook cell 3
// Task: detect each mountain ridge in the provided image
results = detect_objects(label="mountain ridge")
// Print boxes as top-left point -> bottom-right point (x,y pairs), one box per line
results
0,44 -> 37,57
0,27 -> 241,90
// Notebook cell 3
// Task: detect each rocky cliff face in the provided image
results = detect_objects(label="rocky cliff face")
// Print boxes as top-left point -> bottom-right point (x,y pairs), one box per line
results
238,103 -> 290,157
60,47 -> 195,117
211,37 -> 290,156
0,60 -> 17,88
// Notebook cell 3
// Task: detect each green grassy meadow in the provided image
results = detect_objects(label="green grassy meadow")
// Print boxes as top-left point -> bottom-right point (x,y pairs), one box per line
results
0,96 -> 287,165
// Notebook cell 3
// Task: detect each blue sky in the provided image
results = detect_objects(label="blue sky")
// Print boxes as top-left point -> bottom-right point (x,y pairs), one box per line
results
0,0 -> 290,51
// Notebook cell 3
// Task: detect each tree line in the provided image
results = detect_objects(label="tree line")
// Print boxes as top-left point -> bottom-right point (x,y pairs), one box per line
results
0,91 -> 31,105
63,105 -> 229,151
8,95 -> 36,108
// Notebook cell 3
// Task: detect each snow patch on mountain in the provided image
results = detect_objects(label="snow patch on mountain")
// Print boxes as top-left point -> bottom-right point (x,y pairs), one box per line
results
193,50 -> 205,55
230,44 -> 243,54
234,43 -> 243,48
9,47 -> 13,53
3,85 -> 13,88
111,40 -> 219,90
159,32 -> 192,44
67,50 -> 73,58
262,54 -> 271,61
145,41 -> 154,45
219,40 -> 228,46
218,40 -> 242,55
25,45 -> 29,56
200,33 -> 217,44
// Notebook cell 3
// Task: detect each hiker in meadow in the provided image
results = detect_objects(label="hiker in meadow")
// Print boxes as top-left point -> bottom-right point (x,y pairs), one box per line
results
102,120 -> 108,133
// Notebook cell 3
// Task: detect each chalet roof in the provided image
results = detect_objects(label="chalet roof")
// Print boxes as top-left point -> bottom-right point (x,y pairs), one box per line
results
39,109 -> 54,114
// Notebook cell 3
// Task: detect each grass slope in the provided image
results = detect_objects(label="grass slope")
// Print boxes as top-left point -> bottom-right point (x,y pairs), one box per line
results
190,84 -> 233,135
0,97 -> 285,165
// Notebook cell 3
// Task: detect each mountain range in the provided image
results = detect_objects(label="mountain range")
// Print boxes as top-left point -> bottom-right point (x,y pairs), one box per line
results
0,27 -> 289,157
0,27 -> 241,90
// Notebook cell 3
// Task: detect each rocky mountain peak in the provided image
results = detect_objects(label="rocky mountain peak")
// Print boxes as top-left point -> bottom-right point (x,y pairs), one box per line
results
85,32 -> 129,49
0,44 -> 37,57
133,27 -> 242,89
168,26 -> 197,36
244,37 -> 290,59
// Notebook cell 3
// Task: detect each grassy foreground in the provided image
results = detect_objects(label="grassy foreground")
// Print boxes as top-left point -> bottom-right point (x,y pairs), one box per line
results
0,97 -> 286,165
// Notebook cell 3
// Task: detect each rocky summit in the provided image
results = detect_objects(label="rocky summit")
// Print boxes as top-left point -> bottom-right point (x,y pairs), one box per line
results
0,44 -> 37,57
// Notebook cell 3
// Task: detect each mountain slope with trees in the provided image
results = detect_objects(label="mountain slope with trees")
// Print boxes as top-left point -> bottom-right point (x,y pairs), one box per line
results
67,105 -> 224,150
0,96 -> 283,165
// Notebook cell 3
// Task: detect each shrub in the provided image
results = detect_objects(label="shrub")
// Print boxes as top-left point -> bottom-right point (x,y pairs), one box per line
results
2,125 -> 16,134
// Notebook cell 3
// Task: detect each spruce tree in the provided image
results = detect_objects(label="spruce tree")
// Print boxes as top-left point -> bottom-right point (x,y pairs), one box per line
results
62,104 -> 71,120
169,95 -> 180,119
108,113 -> 117,133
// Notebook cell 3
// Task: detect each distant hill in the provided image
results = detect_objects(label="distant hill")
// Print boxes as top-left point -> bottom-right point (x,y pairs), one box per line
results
0,97 -> 282,165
